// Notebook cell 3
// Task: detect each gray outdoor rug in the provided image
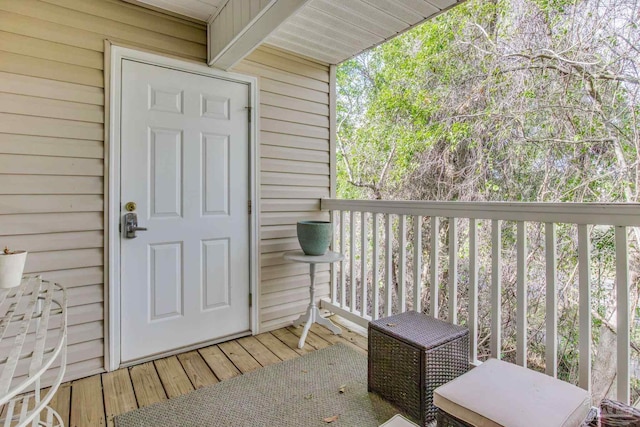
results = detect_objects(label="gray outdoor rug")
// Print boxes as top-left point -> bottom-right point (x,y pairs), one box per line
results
114,343 -> 401,427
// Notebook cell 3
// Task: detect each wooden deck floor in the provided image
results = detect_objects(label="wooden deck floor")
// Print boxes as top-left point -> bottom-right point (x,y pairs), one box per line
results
52,318 -> 367,427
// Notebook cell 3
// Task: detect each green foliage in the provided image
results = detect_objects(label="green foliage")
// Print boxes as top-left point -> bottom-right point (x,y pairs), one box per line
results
337,0 -> 639,204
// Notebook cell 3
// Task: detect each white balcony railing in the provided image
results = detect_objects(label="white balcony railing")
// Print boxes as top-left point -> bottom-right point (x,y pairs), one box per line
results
320,198 -> 640,404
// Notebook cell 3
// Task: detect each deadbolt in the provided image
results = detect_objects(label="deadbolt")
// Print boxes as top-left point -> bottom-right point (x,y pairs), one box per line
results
124,201 -> 137,212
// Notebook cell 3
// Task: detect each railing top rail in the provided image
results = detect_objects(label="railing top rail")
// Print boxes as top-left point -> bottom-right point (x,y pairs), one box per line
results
321,198 -> 640,226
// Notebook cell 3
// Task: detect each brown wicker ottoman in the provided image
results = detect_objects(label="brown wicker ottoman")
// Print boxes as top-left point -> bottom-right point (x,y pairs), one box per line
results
368,311 -> 469,427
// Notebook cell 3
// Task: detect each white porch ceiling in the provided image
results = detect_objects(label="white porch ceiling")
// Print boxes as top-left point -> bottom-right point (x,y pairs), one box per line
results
129,0 -> 464,64
265,0 -> 463,64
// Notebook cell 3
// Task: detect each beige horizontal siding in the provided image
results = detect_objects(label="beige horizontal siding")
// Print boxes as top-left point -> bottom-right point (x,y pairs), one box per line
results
0,0 -> 205,58
262,131 -> 328,151
0,0 -> 207,384
233,47 -> 331,332
0,176 -> 103,195
261,211 -> 328,227
1,0 -> 331,380
0,72 -> 104,105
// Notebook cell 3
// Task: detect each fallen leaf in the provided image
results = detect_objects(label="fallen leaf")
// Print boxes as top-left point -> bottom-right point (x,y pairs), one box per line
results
386,323 -> 397,327
338,385 -> 346,394
323,415 -> 339,423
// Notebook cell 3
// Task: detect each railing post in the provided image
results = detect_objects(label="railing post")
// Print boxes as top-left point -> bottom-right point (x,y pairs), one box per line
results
545,222 -> 557,377
398,215 -> 407,313
360,211 -> 368,318
331,210 -> 337,305
413,216 -> 423,313
430,217 -> 440,319
385,214 -> 393,317
578,224 -> 591,392
340,210 -> 346,308
350,211 -> 356,313
448,218 -> 458,324
469,218 -> 478,364
516,221 -> 527,367
491,219 -> 502,359
372,214 -> 380,320
615,226 -> 630,404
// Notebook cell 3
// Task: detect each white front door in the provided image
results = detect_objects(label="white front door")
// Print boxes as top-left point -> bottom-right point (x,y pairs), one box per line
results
120,59 -> 251,363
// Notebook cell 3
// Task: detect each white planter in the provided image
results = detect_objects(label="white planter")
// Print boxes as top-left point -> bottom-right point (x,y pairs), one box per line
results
0,251 -> 27,289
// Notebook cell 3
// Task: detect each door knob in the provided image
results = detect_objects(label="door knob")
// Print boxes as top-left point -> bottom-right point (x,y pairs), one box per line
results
124,212 -> 147,239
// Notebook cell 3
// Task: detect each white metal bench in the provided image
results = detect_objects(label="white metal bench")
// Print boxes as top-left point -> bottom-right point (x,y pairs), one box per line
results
0,276 -> 68,427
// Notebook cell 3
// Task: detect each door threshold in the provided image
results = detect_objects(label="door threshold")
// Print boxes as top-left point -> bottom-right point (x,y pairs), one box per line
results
119,330 -> 252,369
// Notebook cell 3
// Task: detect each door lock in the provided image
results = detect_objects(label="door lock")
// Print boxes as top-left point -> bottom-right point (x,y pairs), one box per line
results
124,212 -> 147,239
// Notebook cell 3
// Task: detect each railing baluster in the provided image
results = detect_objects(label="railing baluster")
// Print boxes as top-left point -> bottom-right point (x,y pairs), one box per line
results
350,210 -> 357,313
491,219 -> 502,359
398,215 -> 407,313
430,217 -> 439,319
469,219 -> 478,364
340,210 -> 346,309
360,211 -> 368,318
413,216 -> 423,313
578,224 -> 591,392
516,221 -> 527,367
372,214 -> 380,320
331,210 -> 337,305
615,226 -> 630,403
448,218 -> 458,324
545,222 -> 558,377
385,214 -> 393,317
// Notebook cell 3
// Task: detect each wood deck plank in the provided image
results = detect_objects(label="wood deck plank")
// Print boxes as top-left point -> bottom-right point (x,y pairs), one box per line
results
310,324 -> 367,355
329,317 -> 369,350
218,341 -> 262,373
102,369 -> 137,427
236,336 -> 281,367
254,332 -> 299,361
198,345 -> 241,381
287,326 -> 332,350
42,383 -> 71,426
129,362 -> 167,408
70,375 -> 105,427
270,328 -> 315,355
177,351 -> 219,389
154,356 -> 194,399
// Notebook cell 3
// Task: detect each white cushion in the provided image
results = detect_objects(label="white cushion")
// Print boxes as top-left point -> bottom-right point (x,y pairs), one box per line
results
433,359 -> 591,427
379,414 -> 419,427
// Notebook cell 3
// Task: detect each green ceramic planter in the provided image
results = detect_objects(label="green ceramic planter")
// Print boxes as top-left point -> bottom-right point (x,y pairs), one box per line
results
297,221 -> 333,256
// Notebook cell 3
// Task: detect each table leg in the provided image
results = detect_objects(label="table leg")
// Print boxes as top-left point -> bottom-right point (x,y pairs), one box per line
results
315,314 -> 342,335
296,263 -> 316,348
292,306 -> 310,328
294,264 -> 342,348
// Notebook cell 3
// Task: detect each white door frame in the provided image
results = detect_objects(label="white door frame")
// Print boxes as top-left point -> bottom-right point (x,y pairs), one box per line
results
107,45 -> 259,371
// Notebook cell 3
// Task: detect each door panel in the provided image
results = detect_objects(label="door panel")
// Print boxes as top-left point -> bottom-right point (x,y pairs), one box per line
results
202,133 -> 229,216
202,238 -> 230,310
120,59 -> 250,363
150,128 -> 182,218
149,242 -> 183,320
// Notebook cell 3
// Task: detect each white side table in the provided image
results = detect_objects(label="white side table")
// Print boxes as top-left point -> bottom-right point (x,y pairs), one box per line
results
284,250 -> 344,349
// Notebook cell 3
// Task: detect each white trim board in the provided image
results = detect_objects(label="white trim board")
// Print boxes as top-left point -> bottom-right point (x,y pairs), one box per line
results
107,45 -> 259,371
